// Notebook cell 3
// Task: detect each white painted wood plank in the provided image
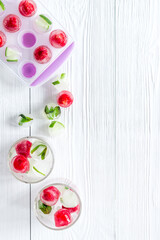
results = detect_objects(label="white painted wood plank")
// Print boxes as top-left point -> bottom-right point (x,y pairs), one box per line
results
31,0 -> 115,239
0,65 -> 30,239
116,0 -> 160,239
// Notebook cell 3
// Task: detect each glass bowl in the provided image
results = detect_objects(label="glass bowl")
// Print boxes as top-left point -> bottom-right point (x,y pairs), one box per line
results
34,182 -> 82,230
8,136 -> 54,183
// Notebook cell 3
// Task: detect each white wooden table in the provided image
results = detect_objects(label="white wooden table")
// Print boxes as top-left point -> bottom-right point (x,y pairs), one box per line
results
0,0 -> 160,239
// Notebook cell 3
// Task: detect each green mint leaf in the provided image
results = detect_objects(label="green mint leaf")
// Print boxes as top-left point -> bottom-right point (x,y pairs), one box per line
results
53,106 -> 61,118
33,166 -> 45,176
45,105 -> 61,120
60,73 -> 66,79
65,186 -> 69,190
38,200 -> 52,214
31,144 -> 47,160
52,80 -> 60,85
39,147 -> 47,160
44,105 -> 50,114
31,144 -> 46,154
49,121 -> 57,128
18,114 -> 33,126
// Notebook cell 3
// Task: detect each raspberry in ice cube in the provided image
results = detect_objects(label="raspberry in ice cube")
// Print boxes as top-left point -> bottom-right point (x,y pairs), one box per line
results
19,0 -> 37,17
15,140 -> 32,158
49,30 -> 68,48
54,209 -> 72,227
3,14 -> 21,33
57,90 -> 74,108
62,204 -> 80,214
34,45 -> 52,64
11,155 -> 30,173
0,31 -> 6,48
40,186 -> 60,206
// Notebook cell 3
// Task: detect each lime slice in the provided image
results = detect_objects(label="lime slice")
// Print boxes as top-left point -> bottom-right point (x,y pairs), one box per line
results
5,47 -> 20,57
35,18 -> 50,31
49,121 -> 65,137
49,121 -> 64,129
7,59 -> 18,62
5,47 -> 21,62
0,1 -> 5,12
39,15 -> 52,25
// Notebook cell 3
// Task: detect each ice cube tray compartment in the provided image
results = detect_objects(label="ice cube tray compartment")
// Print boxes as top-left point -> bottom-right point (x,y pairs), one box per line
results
0,0 -> 74,87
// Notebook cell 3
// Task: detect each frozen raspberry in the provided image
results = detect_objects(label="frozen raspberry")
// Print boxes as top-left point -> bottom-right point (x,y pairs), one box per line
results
0,31 -> 6,48
57,90 -> 74,108
40,186 -> 60,206
19,0 -> 37,17
3,14 -> 21,33
49,30 -> 68,48
15,140 -> 32,158
62,204 -> 80,214
11,155 -> 30,173
34,45 -> 52,64
54,209 -> 72,227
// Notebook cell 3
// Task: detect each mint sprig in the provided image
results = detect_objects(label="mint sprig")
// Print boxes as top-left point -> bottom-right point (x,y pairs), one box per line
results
31,144 -> 47,160
33,166 -> 45,176
44,105 -> 61,120
18,114 -> 33,126
38,200 -> 52,214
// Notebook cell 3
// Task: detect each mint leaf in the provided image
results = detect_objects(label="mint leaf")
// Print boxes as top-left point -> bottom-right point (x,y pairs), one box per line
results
44,105 -> 61,120
38,200 -> 52,214
31,144 -> 46,154
31,144 -> 47,160
52,80 -> 60,85
53,106 -> 61,117
49,121 -> 57,128
60,73 -> 66,79
39,147 -> 47,160
65,186 -> 69,190
18,114 -> 33,126
33,166 -> 45,176
44,105 -> 50,114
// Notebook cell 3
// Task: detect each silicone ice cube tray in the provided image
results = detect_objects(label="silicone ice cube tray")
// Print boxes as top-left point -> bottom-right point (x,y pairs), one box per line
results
0,0 -> 74,87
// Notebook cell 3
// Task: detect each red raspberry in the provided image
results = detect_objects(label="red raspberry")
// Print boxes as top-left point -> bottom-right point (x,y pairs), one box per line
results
0,31 -> 6,48
3,14 -> 21,33
34,46 -> 52,64
57,91 -> 74,108
40,186 -> 61,206
15,140 -> 32,158
49,30 -> 68,48
54,209 -> 72,227
19,0 -> 37,17
11,155 -> 30,173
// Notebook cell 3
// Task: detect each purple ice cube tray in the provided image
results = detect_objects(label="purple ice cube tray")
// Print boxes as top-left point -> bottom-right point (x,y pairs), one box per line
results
0,0 -> 74,87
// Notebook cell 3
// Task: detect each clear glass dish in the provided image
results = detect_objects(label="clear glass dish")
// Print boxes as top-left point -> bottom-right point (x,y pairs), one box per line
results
8,136 -> 54,183
34,182 -> 82,230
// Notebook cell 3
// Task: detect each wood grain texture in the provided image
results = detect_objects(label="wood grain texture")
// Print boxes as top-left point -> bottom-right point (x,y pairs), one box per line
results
0,65 -> 30,239
1,0 -> 160,239
30,0 -> 115,239
116,0 -> 160,239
